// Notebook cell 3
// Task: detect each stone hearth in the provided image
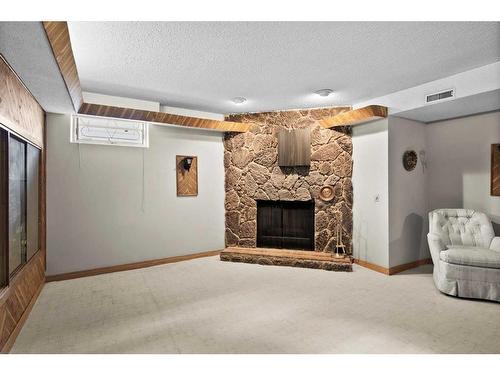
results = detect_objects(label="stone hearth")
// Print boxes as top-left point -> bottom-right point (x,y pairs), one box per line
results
224,107 -> 353,254
220,247 -> 353,272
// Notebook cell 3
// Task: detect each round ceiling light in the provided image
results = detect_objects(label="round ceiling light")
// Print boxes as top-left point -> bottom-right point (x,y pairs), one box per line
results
231,97 -> 247,104
315,89 -> 334,97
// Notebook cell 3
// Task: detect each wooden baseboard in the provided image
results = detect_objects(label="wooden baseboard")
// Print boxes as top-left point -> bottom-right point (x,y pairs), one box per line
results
1,280 -> 44,354
354,258 -> 432,275
45,249 -> 223,282
353,259 -> 390,275
388,258 -> 432,275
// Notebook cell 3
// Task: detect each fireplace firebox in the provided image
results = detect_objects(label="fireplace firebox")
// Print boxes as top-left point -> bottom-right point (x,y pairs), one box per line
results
256,200 -> 315,250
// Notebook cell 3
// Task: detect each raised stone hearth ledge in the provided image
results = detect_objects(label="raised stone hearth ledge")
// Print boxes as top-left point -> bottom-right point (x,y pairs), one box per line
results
221,247 -> 353,272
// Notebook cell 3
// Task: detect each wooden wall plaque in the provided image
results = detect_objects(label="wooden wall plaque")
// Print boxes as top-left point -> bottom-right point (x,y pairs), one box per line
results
176,155 -> 198,196
492,144 -> 500,196
278,128 -> 311,167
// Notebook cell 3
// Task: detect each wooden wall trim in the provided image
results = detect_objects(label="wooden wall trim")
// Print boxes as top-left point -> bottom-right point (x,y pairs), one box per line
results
388,258 -> 432,275
319,105 -> 388,128
0,55 -> 45,147
354,258 -> 390,275
78,103 -> 250,132
42,21 -> 84,112
354,258 -> 432,275
46,249 -> 222,282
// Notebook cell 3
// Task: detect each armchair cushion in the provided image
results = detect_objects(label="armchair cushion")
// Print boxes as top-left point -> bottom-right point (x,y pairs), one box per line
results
440,247 -> 500,269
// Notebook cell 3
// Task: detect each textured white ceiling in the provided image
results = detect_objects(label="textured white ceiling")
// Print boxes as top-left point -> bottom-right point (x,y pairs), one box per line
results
0,22 -> 75,113
68,22 -> 500,114
396,89 -> 500,123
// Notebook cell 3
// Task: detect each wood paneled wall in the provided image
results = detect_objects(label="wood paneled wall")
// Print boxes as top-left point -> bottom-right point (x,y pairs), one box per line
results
0,55 -> 46,353
0,55 -> 45,148
0,252 -> 45,352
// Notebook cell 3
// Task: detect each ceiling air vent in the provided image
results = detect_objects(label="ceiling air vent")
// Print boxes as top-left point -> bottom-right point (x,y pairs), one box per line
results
425,89 -> 455,103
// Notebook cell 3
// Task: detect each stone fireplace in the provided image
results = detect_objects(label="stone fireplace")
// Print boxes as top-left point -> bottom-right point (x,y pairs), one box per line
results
224,107 -> 353,254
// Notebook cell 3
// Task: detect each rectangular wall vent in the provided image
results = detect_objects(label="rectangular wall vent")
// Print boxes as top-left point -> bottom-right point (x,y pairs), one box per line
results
425,89 -> 455,103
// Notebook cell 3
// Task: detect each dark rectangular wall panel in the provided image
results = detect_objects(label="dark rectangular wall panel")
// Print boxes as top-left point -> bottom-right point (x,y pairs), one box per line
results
278,128 -> 311,167
492,144 -> 500,196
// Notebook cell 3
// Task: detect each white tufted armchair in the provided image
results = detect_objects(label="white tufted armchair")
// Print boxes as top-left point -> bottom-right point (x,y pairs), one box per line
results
427,209 -> 500,302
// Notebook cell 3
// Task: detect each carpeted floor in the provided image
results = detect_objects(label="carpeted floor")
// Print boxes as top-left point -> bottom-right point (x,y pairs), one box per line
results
11,256 -> 500,353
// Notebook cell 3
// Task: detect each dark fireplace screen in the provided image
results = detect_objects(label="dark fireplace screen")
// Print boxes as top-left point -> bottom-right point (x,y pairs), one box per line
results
256,200 -> 315,250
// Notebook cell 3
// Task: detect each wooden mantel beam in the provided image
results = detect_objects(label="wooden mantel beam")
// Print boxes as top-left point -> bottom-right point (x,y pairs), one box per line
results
319,105 -> 388,128
42,21 -> 248,133
78,103 -> 250,132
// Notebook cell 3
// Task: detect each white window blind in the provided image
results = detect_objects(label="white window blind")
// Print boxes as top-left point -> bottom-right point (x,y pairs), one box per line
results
71,115 -> 149,148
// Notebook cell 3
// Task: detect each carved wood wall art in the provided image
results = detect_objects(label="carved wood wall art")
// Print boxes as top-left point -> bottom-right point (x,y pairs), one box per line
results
176,155 -> 198,196
492,144 -> 500,196
402,150 -> 418,171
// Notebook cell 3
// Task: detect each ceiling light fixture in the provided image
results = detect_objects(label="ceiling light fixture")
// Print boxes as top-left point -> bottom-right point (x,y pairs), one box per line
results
315,89 -> 334,97
231,97 -> 247,104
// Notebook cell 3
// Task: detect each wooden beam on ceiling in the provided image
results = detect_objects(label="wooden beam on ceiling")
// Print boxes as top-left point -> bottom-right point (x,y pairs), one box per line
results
43,21 -> 84,112
42,21 -> 248,133
319,105 -> 388,128
78,103 -> 250,132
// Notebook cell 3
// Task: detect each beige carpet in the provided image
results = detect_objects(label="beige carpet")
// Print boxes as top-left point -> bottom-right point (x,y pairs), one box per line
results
11,256 -> 500,353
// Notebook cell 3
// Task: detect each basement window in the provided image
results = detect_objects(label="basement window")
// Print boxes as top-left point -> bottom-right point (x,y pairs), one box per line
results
70,115 -> 149,148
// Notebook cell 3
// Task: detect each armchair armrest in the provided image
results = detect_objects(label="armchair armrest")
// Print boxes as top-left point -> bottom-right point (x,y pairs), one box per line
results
490,237 -> 500,251
427,233 -> 445,266
427,233 -> 445,250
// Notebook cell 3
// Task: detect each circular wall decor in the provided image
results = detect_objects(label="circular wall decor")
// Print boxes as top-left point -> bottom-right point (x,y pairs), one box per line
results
402,150 -> 418,171
319,185 -> 335,201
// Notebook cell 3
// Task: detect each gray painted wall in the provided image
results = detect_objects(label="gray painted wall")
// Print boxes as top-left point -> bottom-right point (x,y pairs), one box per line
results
352,118 -> 389,268
426,111 -> 500,230
388,117 -> 429,267
46,114 -> 225,275
354,112 -> 500,269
